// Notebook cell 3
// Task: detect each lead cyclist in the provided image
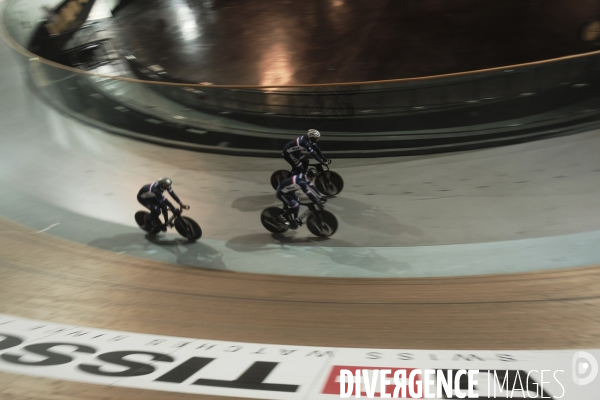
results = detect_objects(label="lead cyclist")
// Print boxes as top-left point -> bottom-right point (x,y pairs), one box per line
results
281,129 -> 331,175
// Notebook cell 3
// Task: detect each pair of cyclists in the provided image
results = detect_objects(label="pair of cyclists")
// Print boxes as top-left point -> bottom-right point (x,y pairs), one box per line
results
276,128 -> 330,229
137,129 -> 330,230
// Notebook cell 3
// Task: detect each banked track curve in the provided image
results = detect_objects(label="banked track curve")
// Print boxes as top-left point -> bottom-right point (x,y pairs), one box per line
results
1,217 -> 600,399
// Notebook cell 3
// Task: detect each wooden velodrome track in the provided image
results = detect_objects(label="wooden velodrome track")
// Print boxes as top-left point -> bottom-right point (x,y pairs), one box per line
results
1,215 -> 599,399
1,2 -> 600,398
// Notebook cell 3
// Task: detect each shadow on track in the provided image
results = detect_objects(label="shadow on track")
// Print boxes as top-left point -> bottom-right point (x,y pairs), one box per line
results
327,197 -> 424,237
88,233 -> 226,270
225,233 -> 344,251
225,234 -> 408,274
231,194 -> 277,212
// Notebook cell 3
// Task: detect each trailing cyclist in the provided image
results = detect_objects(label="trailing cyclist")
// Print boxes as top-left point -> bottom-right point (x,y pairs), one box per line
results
281,129 -> 331,175
137,177 -> 188,231
275,168 -> 327,229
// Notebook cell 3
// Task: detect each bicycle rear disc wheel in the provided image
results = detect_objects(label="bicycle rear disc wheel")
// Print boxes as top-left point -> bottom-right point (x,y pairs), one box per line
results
307,210 -> 338,237
175,216 -> 202,241
315,171 -> 344,196
261,207 -> 289,233
270,170 -> 291,189
135,211 -> 157,233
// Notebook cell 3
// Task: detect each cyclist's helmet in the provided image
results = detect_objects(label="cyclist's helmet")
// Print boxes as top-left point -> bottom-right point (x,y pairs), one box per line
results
306,168 -> 318,179
307,129 -> 320,140
158,177 -> 172,190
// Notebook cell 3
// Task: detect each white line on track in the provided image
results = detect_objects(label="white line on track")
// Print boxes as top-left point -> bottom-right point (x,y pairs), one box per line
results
36,223 -> 60,233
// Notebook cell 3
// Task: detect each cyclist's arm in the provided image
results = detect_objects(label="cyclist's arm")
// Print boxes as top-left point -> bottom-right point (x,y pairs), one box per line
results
300,181 -> 320,204
312,143 -> 326,163
307,181 -> 323,198
305,141 -> 325,164
157,192 -> 177,212
167,188 -> 183,205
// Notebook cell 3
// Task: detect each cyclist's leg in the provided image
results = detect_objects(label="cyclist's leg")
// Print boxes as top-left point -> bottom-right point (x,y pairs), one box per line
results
150,204 -> 163,223
276,192 -> 290,216
287,194 -> 301,228
282,152 -> 297,171
277,193 -> 299,219
291,156 -> 308,175
299,157 -> 309,174
160,204 -> 170,225
285,152 -> 307,175
290,194 -> 300,219
275,193 -> 291,224
140,198 -> 162,227
281,196 -> 300,229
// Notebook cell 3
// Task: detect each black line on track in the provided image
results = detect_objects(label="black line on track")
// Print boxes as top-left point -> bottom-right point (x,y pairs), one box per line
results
2,261 -> 599,306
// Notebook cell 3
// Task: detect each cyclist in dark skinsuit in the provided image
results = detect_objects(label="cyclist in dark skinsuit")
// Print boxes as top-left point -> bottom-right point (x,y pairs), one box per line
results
282,129 -> 331,175
137,177 -> 188,231
275,168 -> 327,229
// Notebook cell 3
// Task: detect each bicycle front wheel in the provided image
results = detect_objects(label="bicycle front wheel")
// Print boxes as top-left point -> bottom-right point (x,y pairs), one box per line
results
306,210 -> 338,237
175,216 -> 202,241
315,171 -> 344,196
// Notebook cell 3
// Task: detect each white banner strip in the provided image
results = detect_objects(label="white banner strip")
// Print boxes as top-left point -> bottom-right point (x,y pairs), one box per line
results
0,315 -> 598,399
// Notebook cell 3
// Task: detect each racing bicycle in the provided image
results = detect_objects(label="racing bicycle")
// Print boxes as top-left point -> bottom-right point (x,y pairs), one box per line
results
270,163 -> 344,196
261,202 -> 338,237
135,205 -> 202,241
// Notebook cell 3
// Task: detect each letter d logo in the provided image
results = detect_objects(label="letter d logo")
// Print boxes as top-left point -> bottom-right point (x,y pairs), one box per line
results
572,351 -> 598,386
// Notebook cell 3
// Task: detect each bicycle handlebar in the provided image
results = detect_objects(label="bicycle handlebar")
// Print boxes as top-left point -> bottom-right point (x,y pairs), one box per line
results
167,205 -> 190,226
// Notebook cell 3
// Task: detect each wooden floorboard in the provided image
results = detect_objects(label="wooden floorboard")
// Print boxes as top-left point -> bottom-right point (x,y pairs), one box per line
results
0,216 -> 599,398
1,216 -> 599,349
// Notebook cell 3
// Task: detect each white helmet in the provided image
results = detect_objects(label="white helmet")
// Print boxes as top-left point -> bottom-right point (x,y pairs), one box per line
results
307,129 -> 320,138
